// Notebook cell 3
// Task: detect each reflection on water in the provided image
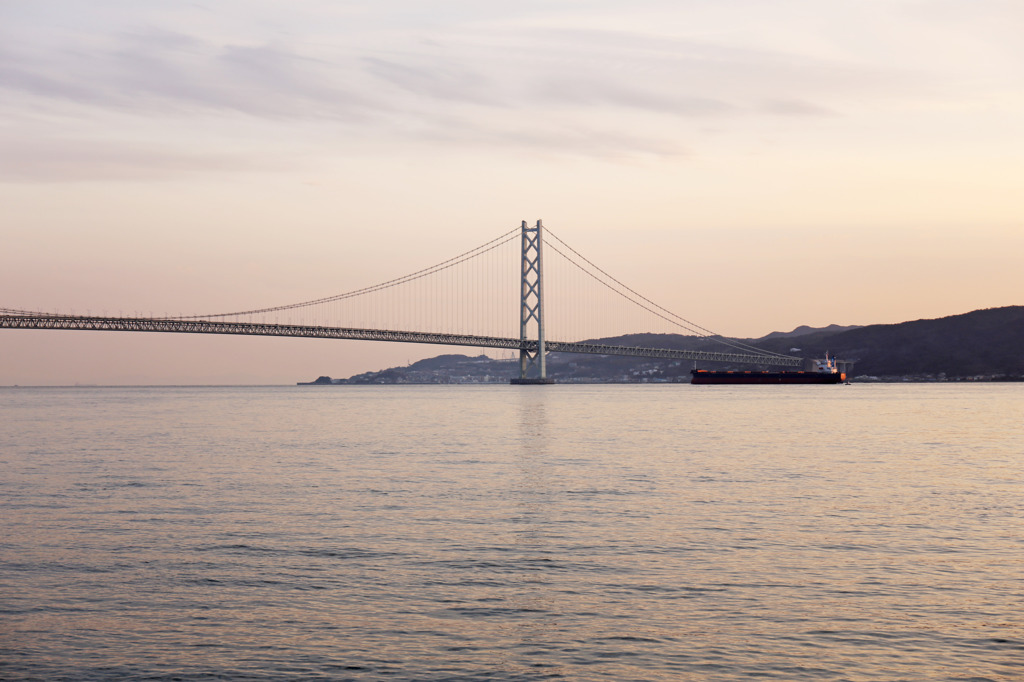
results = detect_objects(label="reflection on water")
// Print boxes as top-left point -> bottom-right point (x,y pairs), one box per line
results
1,384 -> 1022,680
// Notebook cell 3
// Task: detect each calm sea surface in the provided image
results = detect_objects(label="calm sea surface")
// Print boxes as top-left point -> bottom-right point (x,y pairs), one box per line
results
1,384 -> 1022,680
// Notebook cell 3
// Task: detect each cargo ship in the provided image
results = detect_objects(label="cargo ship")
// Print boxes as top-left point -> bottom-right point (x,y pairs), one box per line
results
691,354 -> 846,385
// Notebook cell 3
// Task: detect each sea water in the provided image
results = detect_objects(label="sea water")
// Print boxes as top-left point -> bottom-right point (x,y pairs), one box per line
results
1,384 -> 1022,680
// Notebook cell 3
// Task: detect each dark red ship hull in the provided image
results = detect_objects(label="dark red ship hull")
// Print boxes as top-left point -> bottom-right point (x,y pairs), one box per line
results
691,369 -> 845,385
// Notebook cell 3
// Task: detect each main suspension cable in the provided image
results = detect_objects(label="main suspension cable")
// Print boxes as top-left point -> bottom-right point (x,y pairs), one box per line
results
545,228 -> 795,359
179,226 -> 521,320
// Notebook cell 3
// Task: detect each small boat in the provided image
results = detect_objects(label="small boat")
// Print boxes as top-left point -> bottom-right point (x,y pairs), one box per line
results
691,353 -> 846,385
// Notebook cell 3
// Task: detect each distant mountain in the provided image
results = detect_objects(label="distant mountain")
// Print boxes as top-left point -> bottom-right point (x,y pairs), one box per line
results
754,306 -> 1024,379
341,354 -> 515,384
760,324 -> 861,340
301,306 -> 1024,384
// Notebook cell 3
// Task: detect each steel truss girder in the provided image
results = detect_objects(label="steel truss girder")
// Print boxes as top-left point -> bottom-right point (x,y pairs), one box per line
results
0,314 -> 803,367
543,340 -> 802,366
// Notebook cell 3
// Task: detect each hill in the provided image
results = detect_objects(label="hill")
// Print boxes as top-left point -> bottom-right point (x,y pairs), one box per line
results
760,323 -> 861,340
755,306 -> 1024,379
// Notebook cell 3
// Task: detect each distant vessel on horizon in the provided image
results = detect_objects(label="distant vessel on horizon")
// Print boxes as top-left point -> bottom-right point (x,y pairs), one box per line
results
691,354 -> 846,385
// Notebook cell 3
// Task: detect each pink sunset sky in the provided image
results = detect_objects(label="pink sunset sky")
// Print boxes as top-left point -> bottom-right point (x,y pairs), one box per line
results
2,1 -> 1021,384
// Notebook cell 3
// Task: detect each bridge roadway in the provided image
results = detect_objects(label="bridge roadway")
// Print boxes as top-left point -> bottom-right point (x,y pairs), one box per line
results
0,313 -> 803,368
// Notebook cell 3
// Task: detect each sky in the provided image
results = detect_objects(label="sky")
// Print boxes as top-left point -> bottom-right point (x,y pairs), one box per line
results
1,0 -> 1022,385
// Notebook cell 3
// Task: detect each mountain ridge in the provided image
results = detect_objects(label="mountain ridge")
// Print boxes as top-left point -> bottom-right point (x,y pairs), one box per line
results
760,323 -> 861,340
301,306 -> 1023,384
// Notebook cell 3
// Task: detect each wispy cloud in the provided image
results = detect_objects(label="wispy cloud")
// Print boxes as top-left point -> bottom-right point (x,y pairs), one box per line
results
0,29 -> 381,120
0,22 -> 876,118
0,2 -> 965,179
0,135 -> 254,183
761,99 -> 837,117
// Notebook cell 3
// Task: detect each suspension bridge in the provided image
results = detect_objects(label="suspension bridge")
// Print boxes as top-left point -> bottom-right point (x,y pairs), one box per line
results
1,221 -> 802,382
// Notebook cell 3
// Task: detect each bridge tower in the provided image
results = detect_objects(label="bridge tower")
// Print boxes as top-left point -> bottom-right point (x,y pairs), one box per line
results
513,219 -> 552,384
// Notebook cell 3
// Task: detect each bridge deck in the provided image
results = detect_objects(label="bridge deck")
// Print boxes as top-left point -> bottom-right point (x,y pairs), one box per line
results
1,314 -> 802,367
